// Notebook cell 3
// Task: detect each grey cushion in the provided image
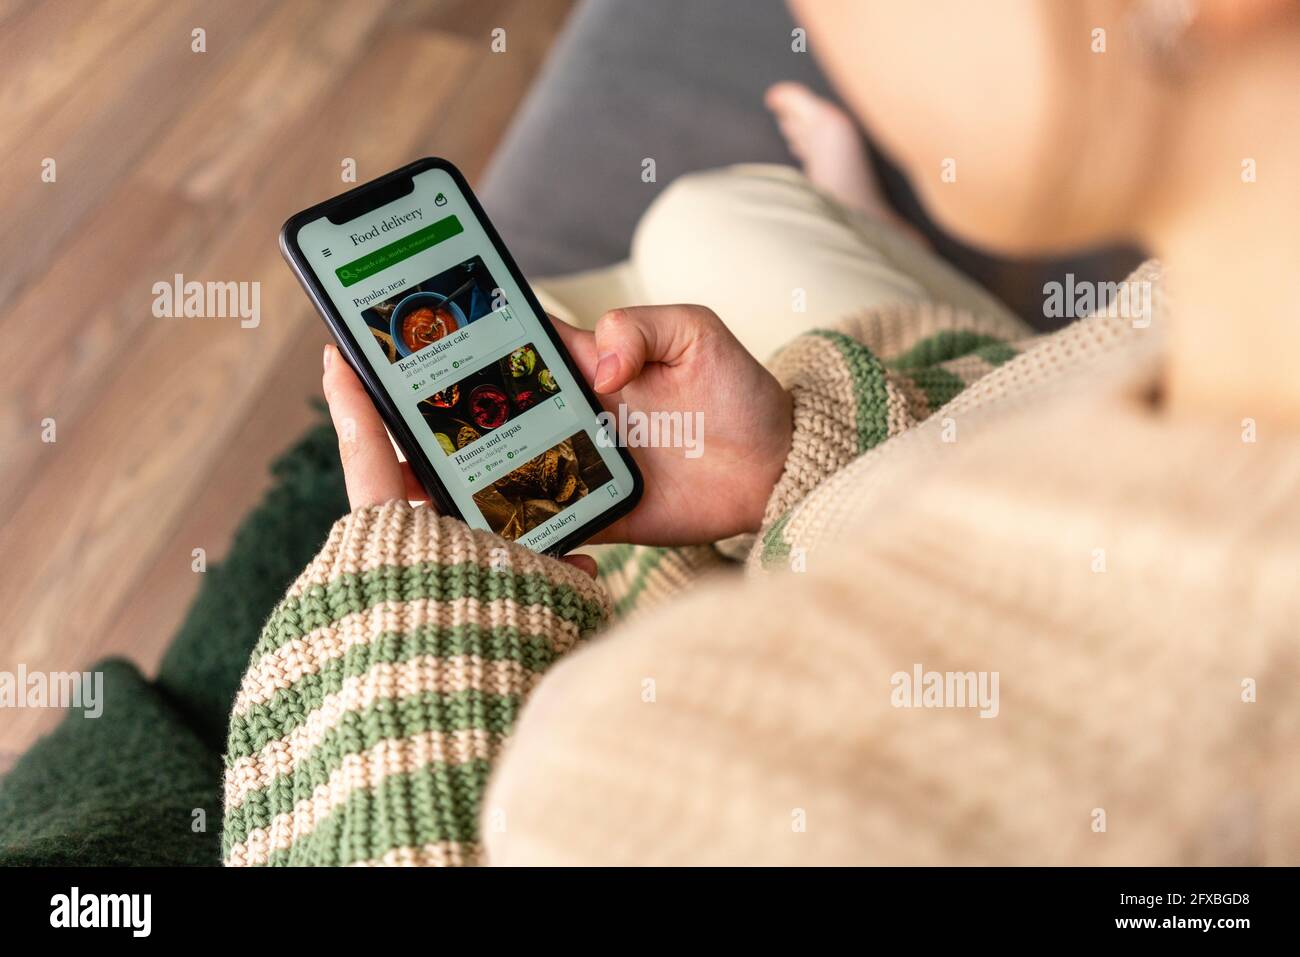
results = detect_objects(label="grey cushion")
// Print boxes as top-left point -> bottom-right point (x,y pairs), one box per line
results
479,0 -> 831,278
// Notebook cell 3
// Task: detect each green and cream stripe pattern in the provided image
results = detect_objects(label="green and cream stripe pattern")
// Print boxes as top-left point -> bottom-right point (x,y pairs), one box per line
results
222,501 -> 608,866
593,542 -> 734,621
222,305 -> 1029,865
589,306 -> 1031,617
756,304 -> 1030,568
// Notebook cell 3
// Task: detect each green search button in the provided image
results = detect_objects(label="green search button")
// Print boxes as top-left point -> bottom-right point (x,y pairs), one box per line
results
334,214 -> 463,287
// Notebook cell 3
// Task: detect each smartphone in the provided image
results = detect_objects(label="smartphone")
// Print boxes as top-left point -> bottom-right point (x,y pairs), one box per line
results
280,157 -> 642,555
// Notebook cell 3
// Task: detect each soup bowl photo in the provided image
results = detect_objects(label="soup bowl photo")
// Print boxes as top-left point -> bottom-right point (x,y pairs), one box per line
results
389,291 -> 468,357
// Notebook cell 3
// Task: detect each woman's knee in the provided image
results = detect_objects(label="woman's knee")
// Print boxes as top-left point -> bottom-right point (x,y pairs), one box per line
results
632,164 -> 816,263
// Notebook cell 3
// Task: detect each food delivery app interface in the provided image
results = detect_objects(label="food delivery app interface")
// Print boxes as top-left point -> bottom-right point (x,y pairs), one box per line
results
296,168 -> 633,550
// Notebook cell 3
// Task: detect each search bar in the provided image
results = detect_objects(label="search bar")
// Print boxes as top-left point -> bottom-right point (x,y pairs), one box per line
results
334,214 -> 463,287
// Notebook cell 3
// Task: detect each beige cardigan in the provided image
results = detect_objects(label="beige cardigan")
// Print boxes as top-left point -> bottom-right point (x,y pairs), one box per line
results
223,262 -> 1299,865
484,263 -> 1300,865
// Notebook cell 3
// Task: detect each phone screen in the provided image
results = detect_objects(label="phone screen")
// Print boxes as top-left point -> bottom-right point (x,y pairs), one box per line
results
289,165 -> 637,552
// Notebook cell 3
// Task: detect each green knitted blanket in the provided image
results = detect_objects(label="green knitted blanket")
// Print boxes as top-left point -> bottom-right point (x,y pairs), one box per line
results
0,418 -> 350,866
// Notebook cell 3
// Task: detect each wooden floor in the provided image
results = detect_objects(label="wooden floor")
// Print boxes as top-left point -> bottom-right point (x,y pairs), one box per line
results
0,0 -> 573,769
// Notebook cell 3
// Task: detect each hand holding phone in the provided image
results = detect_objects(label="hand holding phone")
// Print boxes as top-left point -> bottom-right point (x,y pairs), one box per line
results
546,305 -> 793,546
322,300 -> 793,548
282,158 -> 642,555
320,340 -> 598,578
285,158 -> 793,555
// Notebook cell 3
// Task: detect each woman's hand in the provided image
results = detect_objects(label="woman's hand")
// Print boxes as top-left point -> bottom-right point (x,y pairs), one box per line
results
550,305 -> 792,546
322,301 -> 794,557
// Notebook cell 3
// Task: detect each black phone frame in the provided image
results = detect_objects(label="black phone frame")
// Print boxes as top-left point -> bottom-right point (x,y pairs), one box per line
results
279,156 -> 644,557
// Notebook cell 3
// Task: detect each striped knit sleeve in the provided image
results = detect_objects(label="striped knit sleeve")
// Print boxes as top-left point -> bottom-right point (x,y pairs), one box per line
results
758,301 -> 1032,565
601,302 -> 1037,614
221,499 -> 609,867
594,542 -> 736,622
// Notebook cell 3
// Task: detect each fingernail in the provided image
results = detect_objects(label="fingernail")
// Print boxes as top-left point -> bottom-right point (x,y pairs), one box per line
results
594,352 -> 618,390
323,343 -> 333,370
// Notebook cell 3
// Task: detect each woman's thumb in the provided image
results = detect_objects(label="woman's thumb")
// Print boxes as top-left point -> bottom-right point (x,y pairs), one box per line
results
591,304 -> 718,392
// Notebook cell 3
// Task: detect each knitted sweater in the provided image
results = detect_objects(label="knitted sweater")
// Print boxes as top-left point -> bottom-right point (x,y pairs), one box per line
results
222,268 -> 1033,865
224,262 -> 1300,866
